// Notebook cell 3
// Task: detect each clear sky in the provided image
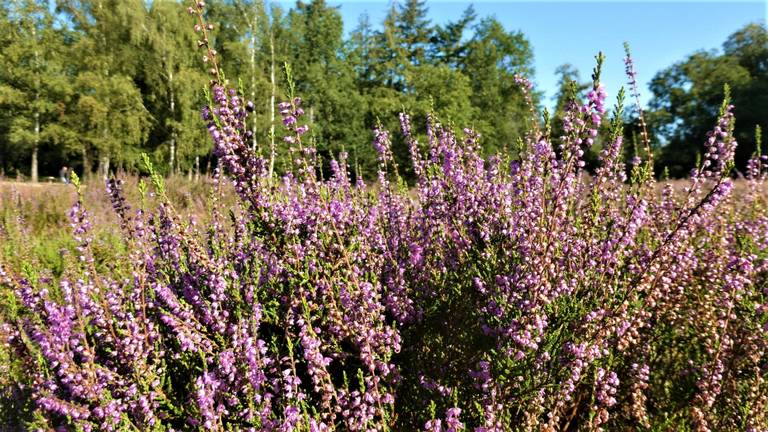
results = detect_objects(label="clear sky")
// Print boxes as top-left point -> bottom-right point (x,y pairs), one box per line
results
276,0 -> 766,109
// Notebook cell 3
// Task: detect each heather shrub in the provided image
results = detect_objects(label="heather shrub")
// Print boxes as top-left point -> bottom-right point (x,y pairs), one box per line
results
1,2 -> 767,431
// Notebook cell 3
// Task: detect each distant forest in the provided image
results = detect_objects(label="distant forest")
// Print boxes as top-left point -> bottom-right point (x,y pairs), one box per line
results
0,0 -> 766,181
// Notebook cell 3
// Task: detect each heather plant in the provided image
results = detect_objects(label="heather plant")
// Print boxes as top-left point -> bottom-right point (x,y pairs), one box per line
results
1,1 -> 767,431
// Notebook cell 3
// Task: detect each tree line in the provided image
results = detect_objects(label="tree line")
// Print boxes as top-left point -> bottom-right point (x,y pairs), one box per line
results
0,0 -> 765,181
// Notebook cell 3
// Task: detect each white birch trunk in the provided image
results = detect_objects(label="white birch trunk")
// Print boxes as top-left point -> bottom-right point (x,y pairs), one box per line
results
31,22 -> 40,183
169,65 -> 176,175
269,27 -> 276,178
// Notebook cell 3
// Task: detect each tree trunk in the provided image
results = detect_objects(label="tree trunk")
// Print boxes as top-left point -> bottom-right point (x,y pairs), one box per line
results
82,149 -> 90,181
170,139 -> 175,175
250,25 -> 258,152
31,144 -> 38,183
31,110 -> 39,183
195,155 -> 200,182
269,27 -> 276,178
31,25 -> 40,183
166,49 -> 176,175
100,126 -> 109,180
98,156 -> 110,180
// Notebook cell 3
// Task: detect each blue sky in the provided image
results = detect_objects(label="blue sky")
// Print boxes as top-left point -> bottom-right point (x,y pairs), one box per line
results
277,1 -> 766,108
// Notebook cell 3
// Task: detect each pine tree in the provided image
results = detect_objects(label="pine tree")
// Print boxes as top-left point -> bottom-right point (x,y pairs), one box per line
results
370,4 -> 402,91
396,0 -> 432,67
462,17 -> 537,154
348,13 -> 375,92
429,5 -> 476,67
286,0 -> 366,174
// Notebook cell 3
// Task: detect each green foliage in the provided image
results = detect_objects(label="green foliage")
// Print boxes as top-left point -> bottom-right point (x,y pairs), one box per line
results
2,1 -> 760,182
72,72 -> 151,169
0,0 -> 77,181
144,0 -> 210,174
0,0 -> 537,182
649,22 -> 767,177
460,17 -> 537,154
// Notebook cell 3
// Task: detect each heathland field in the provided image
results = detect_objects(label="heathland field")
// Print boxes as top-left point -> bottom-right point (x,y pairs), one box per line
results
2,94 -> 768,430
1,1 -> 767,431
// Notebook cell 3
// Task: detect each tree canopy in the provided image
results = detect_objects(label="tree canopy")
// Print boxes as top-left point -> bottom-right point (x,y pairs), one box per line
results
649,23 -> 767,177
0,1 -> 764,181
